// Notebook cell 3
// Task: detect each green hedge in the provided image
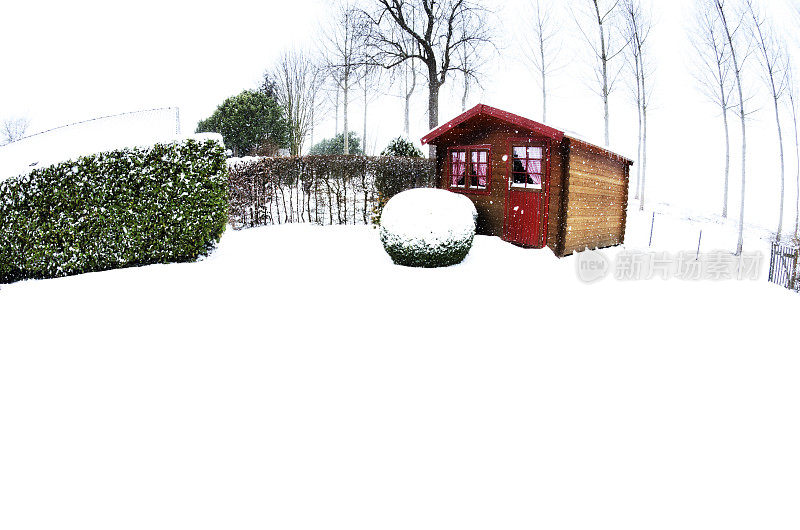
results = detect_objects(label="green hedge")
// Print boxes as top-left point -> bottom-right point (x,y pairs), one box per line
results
0,137 -> 228,283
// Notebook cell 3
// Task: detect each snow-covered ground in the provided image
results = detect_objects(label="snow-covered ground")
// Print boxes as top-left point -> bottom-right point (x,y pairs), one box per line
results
0,215 -> 797,530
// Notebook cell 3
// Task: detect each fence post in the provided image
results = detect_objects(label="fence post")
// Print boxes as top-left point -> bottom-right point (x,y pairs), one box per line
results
696,229 -> 702,260
768,242 -> 776,283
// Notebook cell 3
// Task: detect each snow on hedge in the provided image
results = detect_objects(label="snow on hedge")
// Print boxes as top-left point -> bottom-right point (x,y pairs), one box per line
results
380,188 -> 478,267
0,132 -> 223,182
0,136 -> 228,283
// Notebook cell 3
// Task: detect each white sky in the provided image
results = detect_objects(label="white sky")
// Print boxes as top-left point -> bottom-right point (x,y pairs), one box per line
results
2,0 -> 799,231
0,0 -> 327,132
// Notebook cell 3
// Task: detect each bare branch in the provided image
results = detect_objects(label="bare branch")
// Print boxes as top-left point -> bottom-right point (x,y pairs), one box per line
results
1,117 -> 30,146
571,0 -> 629,146
362,0 -> 495,144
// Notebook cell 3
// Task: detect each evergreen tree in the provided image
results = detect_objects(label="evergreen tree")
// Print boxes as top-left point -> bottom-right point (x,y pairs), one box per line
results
309,132 -> 363,155
196,90 -> 289,157
381,137 -> 423,158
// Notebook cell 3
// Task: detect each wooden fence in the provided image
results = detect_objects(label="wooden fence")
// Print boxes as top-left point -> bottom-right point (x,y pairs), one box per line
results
227,155 -> 435,229
768,242 -> 800,292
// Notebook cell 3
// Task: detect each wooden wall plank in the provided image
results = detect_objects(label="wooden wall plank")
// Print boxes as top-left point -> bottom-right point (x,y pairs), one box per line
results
561,141 -> 631,256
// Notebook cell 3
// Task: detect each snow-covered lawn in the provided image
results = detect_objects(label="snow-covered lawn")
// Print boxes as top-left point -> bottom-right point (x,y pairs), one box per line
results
1,222 -> 798,530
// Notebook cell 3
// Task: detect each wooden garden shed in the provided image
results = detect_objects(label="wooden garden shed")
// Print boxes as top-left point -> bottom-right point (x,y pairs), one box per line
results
421,104 -> 633,257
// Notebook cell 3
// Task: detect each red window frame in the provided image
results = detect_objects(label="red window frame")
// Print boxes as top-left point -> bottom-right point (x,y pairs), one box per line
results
447,145 -> 492,195
510,144 -> 545,191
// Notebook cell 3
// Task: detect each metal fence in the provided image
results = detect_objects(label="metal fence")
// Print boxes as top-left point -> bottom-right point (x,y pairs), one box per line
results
768,242 -> 800,292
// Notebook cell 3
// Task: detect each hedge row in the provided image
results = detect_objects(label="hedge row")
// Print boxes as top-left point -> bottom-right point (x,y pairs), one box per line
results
227,155 -> 435,228
0,137 -> 228,283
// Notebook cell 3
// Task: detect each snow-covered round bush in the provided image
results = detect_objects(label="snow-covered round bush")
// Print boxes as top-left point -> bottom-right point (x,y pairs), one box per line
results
379,188 -> 477,268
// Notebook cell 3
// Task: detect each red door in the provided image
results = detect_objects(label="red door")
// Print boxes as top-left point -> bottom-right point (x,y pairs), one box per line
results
503,142 -> 550,248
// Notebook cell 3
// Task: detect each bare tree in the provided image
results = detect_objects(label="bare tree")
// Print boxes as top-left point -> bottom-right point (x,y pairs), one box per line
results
322,1 -> 366,155
402,58 -> 418,135
1,117 -> 30,145
334,84 -> 340,137
363,0 -> 494,158
746,0 -> 789,240
520,0 -> 562,123
713,0 -> 751,255
382,29 -> 421,136
571,0 -> 628,147
691,0 -> 736,218
358,63 -> 382,155
456,32 -> 488,113
268,49 -> 324,156
788,64 -> 800,240
459,45 -> 471,112
622,5 -> 643,201
308,63 -> 327,152
620,0 -> 653,211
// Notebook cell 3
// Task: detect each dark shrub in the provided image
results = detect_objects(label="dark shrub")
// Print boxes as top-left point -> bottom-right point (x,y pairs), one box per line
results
309,132 -> 364,155
0,137 -> 228,283
381,137 -> 423,158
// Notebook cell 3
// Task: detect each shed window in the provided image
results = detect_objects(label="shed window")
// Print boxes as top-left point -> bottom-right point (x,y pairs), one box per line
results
470,150 -> 489,189
449,147 -> 490,192
450,150 -> 466,188
511,146 -> 543,190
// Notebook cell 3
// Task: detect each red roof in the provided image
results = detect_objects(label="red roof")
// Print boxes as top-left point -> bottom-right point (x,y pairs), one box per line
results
421,104 -> 565,145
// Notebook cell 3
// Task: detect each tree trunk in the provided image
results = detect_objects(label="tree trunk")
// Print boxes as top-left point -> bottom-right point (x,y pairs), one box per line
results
640,71 -> 648,210
335,85 -> 340,137
540,31 -> 547,123
310,94 -> 315,153
737,99 -> 746,256
773,94 -> 785,241
462,73 -> 469,112
792,102 -> 800,239
427,79 -> 439,159
596,6 -> 610,147
717,2 -> 747,255
343,74 -> 349,155
639,105 -> 648,211
404,62 -> 416,137
363,77 -> 368,156
404,93 -> 411,136
603,83 -> 610,147
722,107 -> 730,218
634,54 -> 642,201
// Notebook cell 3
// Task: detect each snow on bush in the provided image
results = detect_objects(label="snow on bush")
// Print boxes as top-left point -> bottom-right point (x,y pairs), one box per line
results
380,188 -> 477,268
0,137 -> 228,283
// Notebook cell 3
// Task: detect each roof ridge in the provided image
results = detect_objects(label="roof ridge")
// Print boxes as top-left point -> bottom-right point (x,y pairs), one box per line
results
421,105 -> 564,146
